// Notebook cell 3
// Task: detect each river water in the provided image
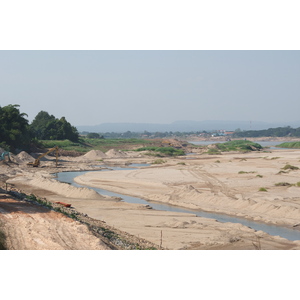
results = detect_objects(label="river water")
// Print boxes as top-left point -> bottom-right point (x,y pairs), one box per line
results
55,164 -> 300,241
189,140 -> 292,149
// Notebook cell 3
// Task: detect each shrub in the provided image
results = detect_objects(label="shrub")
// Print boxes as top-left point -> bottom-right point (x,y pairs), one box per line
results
206,148 -> 221,155
136,146 -> 185,157
259,187 -> 268,192
256,174 -> 263,178
275,182 -> 292,187
152,159 -> 166,164
282,164 -> 299,171
216,140 -> 262,152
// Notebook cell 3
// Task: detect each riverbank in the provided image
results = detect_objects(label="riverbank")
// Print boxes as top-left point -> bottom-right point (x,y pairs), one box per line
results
2,145 -> 300,249
2,144 -> 300,249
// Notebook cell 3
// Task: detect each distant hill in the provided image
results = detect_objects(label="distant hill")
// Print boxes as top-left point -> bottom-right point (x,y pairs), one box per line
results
76,120 -> 300,133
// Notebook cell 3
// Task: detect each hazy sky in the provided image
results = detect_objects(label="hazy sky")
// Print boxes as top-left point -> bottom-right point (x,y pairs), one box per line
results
1,50 -> 299,126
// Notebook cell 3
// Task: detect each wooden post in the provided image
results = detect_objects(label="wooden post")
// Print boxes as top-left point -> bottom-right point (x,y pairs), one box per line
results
160,230 -> 163,249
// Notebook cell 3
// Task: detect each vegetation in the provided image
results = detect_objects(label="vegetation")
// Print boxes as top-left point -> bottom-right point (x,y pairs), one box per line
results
238,171 -> 256,174
30,111 -> 79,142
152,159 -> 166,164
233,126 -> 300,138
0,226 -> 6,250
86,132 -> 104,139
282,164 -> 299,171
276,142 -> 300,149
275,182 -> 293,187
0,104 -> 31,151
215,140 -> 262,152
40,138 -> 154,153
206,148 -> 221,155
135,146 -> 185,157
259,187 -> 268,192
256,174 -> 263,178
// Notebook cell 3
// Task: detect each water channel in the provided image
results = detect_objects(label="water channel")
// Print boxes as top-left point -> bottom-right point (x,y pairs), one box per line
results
55,164 -> 300,241
189,140 -> 293,149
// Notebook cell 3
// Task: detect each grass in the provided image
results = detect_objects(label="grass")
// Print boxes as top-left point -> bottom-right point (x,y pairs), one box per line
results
277,170 -> 288,174
135,146 -> 185,157
256,174 -> 263,178
275,182 -> 293,187
276,142 -> 300,149
205,148 -> 221,155
215,140 -> 263,152
238,171 -> 256,174
282,164 -> 299,171
40,138 -> 159,153
296,182 -> 300,187
259,187 -> 268,192
152,159 -> 166,164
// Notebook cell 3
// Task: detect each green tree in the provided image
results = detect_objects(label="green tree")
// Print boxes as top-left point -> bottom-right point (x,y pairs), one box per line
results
87,132 -> 103,139
30,111 -> 79,142
0,104 -> 30,151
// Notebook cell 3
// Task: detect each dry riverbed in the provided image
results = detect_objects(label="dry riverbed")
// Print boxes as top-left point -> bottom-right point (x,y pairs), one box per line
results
2,147 -> 300,250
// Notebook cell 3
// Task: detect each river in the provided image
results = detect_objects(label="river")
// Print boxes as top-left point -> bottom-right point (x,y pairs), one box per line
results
189,140 -> 291,149
55,164 -> 300,241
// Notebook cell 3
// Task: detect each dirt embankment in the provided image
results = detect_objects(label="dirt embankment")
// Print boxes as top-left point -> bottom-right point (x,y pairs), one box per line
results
0,192 -> 111,250
0,188 -> 158,250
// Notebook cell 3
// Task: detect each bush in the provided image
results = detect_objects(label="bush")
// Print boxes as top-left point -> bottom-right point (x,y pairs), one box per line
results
277,142 -> 300,149
206,148 -> 221,155
275,182 -> 292,187
282,164 -> 299,171
136,146 -> 185,157
152,159 -> 166,164
259,187 -> 268,192
216,140 -> 262,152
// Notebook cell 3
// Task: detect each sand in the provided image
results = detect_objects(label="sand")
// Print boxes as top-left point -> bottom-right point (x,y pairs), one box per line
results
75,150 -> 300,227
0,195 -> 110,250
2,146 -> 300,249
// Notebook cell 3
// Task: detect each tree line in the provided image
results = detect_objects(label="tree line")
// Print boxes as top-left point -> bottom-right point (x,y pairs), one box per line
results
0,104 -> 79,152
233,126 -> 300,138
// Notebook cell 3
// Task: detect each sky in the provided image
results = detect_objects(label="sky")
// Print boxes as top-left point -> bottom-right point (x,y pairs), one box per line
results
1,50 -> 299,127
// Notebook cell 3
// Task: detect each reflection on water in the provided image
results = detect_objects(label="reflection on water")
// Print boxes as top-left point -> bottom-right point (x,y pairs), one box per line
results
55,164 -> 300,241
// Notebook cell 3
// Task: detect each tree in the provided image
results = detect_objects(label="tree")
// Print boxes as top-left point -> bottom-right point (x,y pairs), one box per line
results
0,104 -> 30,151
30,111 -> 79,142
87,132 -> 103,139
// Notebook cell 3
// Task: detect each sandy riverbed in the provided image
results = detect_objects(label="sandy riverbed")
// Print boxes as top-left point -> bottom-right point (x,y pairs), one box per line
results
2,146 -> 300,249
